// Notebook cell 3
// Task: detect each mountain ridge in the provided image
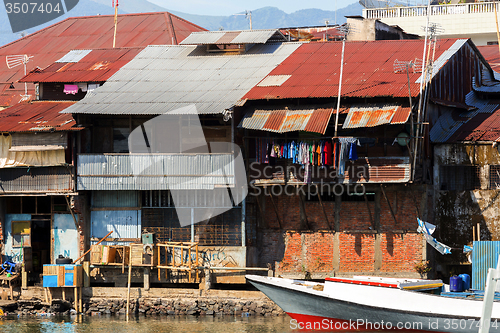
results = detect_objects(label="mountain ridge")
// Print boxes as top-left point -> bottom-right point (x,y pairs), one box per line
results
0,1 -> 363,47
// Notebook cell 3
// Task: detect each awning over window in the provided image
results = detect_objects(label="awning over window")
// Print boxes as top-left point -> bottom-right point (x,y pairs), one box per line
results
10,132 -> 67,152
342,104 -> 411,129
238,108 -> 333,134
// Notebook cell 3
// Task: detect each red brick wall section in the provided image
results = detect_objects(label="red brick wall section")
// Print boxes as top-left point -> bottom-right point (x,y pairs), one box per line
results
264,193 -> 301,229
304,232 -> 334,272
262,189 -> 425,275
339,201 -> 374,231
277,232 -> 303,273
304,201 -> 334,230
380,191 -> 421,232
381,233 -> 423,272
338,233 -> 376,272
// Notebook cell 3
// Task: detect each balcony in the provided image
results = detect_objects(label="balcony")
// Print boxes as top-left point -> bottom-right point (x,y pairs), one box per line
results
0,166 -> 74,194
250,156 -> 411,185
362,2 -> 500,45
77,154 -> 236,191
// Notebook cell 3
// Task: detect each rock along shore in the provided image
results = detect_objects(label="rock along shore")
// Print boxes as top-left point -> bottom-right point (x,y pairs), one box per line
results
9,297 -> 285,317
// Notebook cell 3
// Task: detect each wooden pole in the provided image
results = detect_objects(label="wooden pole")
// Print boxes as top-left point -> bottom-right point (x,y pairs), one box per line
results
316,185 -> 332,230
74,287 -> 78,312
126,247 -> 132,322
269,194 -> 282,229
112,1 -> 118,48
380,185 -> 398,225
364,191 -> 374,230
64,196 -> 79,231
74,231 -> 113,264
495,2 -> 500,57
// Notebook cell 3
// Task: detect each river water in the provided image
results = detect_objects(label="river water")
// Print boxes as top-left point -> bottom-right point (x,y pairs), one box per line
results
0,315 -> 418,333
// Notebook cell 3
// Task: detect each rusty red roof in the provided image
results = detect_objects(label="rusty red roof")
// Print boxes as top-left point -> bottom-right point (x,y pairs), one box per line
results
478,45 -> 500,72
239,108 -> 333,134
448,106 -> 500,142
343,104 -> 411,129
20,48 -> 142,83
0,12 -> 206,106
0,101 -> 78,132
243,39 -> 459,101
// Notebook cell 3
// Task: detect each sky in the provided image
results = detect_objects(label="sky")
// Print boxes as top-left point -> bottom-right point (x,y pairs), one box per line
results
148,0 -> 360,16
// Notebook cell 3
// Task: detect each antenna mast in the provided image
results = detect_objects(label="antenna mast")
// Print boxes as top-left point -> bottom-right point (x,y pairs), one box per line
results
112,0 -> 119,48
6,54 -> 34,102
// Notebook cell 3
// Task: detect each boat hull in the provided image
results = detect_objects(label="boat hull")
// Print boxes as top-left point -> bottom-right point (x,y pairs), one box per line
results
248,276 -> 500,333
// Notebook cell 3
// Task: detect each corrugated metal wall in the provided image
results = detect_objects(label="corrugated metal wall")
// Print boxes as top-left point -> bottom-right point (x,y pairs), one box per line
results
90,210 -> 141,245
0,166 -> 73,193
77,154 -> 235,190
91,191 -> 139,208
472,241 -> 500,290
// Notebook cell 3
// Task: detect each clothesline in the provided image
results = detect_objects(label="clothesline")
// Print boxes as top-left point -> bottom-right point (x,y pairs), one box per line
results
255,138 -> 360,183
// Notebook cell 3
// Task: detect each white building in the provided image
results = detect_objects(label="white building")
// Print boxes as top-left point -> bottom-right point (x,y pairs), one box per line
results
362,1 -> 500,46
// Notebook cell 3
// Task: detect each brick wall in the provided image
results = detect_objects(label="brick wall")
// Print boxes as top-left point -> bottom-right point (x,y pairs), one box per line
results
380,190 -> 420,231
339,201 -> 374,231
304,232 -> 334,272
258,187 -> 426,277
338,233 -> 375,272
380,233 -> 423,273
264,192 -> 300,229
304,201 -> 334,230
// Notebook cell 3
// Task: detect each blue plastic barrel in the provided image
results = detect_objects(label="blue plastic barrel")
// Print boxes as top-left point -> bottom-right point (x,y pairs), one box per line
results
450,276 -> 463,292
459,274 -> 470,291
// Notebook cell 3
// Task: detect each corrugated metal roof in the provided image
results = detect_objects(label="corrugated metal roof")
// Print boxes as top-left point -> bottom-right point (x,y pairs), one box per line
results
63,43 -> 302,115
56,50 -> 92,63
0,101 -> 78,132
257,75 -> 291,87
243,39 -> 463,101
20,48 -> 143,83
0,12 -> 206,106
431,90 -> 500,143
238,108 -> 332,134
180,30 -> 286,45
343,104 -> 410,129
478,45 -> 500,72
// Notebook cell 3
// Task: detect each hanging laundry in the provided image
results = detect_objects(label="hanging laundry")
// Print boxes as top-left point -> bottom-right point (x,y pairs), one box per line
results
63,84 -> 78,95
87,83 -> 100,92
77,83 -> 88,92
338,137 -> 357,176
325,140 -> 332,166
349,142 -> 358,161
332,141 -> 337,169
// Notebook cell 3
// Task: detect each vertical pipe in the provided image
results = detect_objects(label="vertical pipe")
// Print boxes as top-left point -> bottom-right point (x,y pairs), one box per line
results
112,1 -> 118,48
190,208 -> 194,242
126,248 -> 132,322
414,0 -> 432,181
241,188 -> 246,247
334,37 -> 346,137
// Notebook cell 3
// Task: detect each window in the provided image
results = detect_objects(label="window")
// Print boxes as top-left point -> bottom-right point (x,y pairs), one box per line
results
440,165 -> 481,191
490,166 -> 500,189
12,221 -> 31,247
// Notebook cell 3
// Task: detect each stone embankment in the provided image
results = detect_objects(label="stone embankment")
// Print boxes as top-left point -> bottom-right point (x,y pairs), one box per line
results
8,298 -> 284,317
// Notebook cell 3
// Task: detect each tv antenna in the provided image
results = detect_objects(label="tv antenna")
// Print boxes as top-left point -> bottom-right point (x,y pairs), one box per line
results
233,10 -> 252,30
6,54 -> 34,102
334,23 -> 357,137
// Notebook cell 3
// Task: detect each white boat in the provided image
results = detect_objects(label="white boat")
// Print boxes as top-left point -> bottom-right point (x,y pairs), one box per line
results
246,274 -> 500,332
